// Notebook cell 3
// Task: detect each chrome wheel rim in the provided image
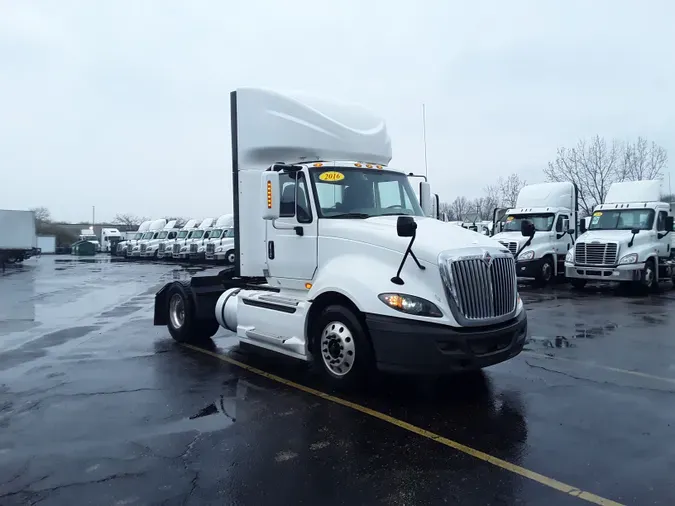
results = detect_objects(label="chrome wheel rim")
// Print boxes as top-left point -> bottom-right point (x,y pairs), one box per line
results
169,294 -> 185,329
320,321 -> 355,377
227,252 -> 235,264
542,262 -> 552,281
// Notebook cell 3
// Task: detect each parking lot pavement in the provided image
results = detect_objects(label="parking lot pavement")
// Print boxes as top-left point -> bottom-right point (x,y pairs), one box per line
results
1,257 -> 674,506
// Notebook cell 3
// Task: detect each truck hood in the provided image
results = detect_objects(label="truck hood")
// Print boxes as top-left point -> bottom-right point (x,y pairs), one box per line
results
320,216 -> 507,265
577,230 -> 636,243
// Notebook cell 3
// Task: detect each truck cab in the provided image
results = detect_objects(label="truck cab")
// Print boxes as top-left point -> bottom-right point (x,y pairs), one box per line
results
565,180 -> 675,291
117,220 -> 151,257
172,220 -> 200,260
131,219 -> 166,258
101,228 -> 122,253
187,218 -> 216,261
204,214 -> 235,263
142,220 -> 178,259
492,182 -> 578,285
153,87 -> 528,389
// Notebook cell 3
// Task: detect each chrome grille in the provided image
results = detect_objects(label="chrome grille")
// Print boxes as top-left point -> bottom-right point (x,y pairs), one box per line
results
158,243 -> 165,253
189,243 -> 198,253
140,243 -> 147,253
499,241 -> 518,256
575,242 -> 618,266
172,243 -> 181,254
440,249 -> 517,325
206,243 -> 215,254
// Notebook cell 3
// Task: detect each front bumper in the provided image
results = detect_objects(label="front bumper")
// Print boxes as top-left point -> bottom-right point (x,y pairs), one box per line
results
565,262 -> 644,282
365,310 -> 527,374
515,258 -> 543,278
189,252 -> 206,260
141,250 -> 158,258
130,250 -> 142,257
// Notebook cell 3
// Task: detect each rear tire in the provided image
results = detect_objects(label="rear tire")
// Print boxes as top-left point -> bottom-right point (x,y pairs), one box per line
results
166,282 -> 219,343
312,304 -> 373,390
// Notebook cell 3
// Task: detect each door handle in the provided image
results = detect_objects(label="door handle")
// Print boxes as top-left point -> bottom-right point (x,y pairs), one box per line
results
268,241 -> 275,259
294,226 -> 304,236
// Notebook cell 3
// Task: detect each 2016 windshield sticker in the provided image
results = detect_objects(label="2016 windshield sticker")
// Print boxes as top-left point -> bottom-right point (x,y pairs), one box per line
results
319,171 -> 345,182
593,211 -> 602,217
506,216 -> 514,222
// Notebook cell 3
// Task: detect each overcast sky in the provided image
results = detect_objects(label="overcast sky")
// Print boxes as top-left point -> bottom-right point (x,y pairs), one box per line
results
1,0 -> 673,223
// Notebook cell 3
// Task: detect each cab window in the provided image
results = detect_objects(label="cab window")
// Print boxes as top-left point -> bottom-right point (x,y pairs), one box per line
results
657,211 -> 668,231
279,172 -> 313,223
555,215 -> 568,233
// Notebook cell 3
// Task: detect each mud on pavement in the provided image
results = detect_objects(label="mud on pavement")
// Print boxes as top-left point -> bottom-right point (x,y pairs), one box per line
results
1,257 -> 674,505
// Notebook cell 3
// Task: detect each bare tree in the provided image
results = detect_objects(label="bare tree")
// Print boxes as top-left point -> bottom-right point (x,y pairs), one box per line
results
498,173 -> 527,208
113,214 -> 147,227
661,193 -> 675,203
451,196 -> 470,221
544,136 -> 621,216
620,137 -> 667,181
30,207 -> 51,224
439,202 -> 455,221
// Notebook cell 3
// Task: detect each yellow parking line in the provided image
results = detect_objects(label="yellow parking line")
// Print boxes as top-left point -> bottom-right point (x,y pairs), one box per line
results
183,343 -> 624,506
524,351 -> 675,385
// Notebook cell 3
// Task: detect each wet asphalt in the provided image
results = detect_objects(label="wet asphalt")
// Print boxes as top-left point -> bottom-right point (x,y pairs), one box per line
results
1,256 -> 674,506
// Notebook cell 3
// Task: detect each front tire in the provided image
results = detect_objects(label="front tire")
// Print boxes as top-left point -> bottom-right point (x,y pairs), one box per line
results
226,250 -> 236,265
535,257 -> 554,286
312,304 -> 373,390
639,258 -> 657,292
166,283 -> 219,343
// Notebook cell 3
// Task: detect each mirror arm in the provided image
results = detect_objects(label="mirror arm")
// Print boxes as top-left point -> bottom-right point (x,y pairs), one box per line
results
516,235 -> 534,257
391,232 -> 425,285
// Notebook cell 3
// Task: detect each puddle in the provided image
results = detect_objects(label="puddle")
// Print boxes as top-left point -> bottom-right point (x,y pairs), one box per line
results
526,321 -> 619,350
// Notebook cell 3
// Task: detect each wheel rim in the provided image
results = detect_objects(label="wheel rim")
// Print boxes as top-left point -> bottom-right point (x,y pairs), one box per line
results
169,294 -> 185,329
227,252 -> 235,264
542,262 -> 552,281
320,321 -> 356,377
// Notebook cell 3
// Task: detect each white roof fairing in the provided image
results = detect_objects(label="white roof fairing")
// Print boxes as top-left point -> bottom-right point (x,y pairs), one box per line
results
604,180 -> 663,204
514,182 -> 575,210
235,87 -> 392,170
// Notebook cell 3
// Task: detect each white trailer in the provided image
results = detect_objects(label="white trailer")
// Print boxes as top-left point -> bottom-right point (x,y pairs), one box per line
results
565,180 -> 675,291
152,88 -> 528,389
0,209 -> 37,267
492,182 -> 578,285
37,235 -> 56,254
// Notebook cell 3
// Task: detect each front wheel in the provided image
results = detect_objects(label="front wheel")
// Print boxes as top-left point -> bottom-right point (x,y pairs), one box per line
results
312,305 -> 373,390
166,283 -> 219,343
639,258 -> 657,292
226,250 -> 236,265
535,257 -> 554,286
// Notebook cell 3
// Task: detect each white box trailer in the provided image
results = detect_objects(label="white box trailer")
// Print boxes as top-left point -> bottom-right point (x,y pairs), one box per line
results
37,235 -> 56,254
1,209 -> 37,266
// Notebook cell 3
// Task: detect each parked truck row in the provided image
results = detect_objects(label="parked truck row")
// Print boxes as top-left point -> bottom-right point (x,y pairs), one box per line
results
114,215 -> 237,265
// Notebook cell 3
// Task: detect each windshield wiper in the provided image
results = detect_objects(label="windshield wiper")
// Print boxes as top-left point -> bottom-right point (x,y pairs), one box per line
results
325,213 -> 370,219
378,212 -> 408,216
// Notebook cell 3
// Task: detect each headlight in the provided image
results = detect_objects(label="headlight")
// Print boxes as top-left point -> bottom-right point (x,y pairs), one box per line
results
519,250 -> 535,261
378,293 -> 442,317
565,250 -> 574,263
619,253 -> 638,264
216,247 -> 224,252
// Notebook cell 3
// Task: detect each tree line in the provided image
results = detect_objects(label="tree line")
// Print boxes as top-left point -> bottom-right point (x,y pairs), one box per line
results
441,135 -> 671,221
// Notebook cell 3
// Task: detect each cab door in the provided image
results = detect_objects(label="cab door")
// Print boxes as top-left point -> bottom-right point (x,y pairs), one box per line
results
554,214 -> 571,272
656,210 -> 670,259
265,171 -> 319,281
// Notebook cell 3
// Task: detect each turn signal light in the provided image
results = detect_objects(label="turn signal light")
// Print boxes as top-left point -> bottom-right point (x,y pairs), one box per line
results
267,181 -> 273,209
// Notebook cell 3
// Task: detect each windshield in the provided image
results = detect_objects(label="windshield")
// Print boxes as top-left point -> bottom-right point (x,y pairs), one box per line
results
157,231 -> 168,239
308,167 -> 424,218
192,230 -> 204,239
177,230 -> 189,239
589,209 -> 655,230
224,228 -> 234,238
82,235 -> 97,241
132,233 -> 143,240
209,229 -> 222,239
504,213 -> 555,232
142,232 -> 154,240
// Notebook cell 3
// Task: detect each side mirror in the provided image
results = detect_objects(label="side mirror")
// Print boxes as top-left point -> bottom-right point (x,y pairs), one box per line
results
521,219 -> 535,237
579,220 -> 587,233
666,216 -> 674,231
630,227 -> 640,235
562,218 -> 569,232
397,216 -> 417,237
262,172 -> 280,220
419,182 -> 432,217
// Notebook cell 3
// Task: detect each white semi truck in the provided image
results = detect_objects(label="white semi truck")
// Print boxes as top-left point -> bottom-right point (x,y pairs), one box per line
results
101,228 -> 123,253
492,182 -> 578,285
565,180 -> 675,291
78,227 -> 101,252
204,214 -> 235,263
117,220 -> 151,257
131,219 -> 166,258
142,220 -> 178,259
153,88 -> 528,388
